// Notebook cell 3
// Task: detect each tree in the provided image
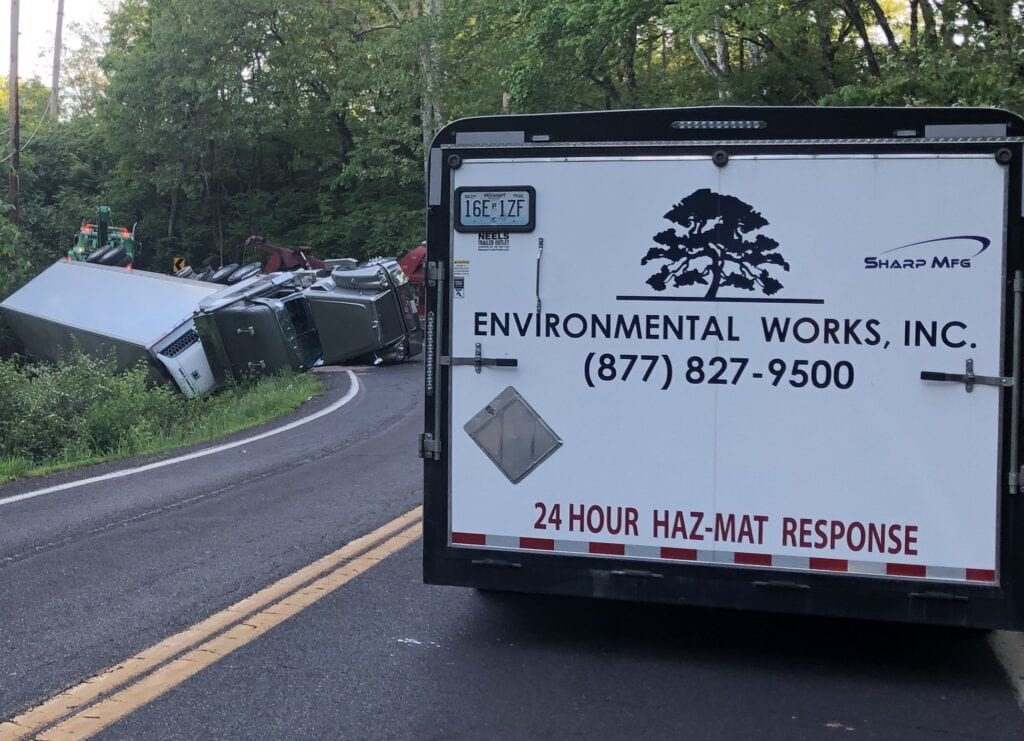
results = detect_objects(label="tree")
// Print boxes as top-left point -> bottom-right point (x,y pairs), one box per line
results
95,0 -> 430,268
0,200 -> 31,355
5,0 -> 1024,293
61,18 -> 109,118
641,188 -> 789,298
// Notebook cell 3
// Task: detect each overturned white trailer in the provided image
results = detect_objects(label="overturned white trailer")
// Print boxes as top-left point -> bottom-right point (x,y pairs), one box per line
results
0,261 -> 219,396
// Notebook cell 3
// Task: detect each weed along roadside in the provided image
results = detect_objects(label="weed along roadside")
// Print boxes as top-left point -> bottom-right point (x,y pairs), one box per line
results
0,353 -> 323,483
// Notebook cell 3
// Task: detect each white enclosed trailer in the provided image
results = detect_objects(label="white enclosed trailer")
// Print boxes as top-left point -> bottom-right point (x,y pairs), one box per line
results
0,261 -> 219,397
422,107 -> 1024,628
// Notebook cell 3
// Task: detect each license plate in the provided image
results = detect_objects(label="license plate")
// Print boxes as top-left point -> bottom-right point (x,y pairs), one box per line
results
455,186 -> 536,232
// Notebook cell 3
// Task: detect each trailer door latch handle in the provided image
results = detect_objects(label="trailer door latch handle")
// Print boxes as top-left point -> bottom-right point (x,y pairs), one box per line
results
920,358 -> 1011,393
441,343 -> 518,373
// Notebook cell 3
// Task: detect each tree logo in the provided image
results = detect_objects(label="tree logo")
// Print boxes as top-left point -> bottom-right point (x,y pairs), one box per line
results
641,188 -> 789,298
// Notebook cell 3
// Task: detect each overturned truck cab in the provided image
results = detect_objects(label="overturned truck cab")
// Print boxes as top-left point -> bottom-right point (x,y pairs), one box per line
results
304,261 -> 423,366
193,272 -> 322,383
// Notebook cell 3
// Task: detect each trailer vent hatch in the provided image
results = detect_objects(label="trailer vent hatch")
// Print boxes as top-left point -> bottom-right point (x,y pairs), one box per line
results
464,386 -> 562,484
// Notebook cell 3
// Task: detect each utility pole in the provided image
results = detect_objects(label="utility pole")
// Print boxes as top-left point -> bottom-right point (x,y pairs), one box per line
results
8,0 -> 20,224
51,0 -> 64,119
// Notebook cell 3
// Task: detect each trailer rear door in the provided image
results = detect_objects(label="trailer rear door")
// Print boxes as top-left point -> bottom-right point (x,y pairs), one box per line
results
443,149 -> 1008,585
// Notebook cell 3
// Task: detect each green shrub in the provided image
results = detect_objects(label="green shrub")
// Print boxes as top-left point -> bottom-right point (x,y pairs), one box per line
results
0,352 -> 321,480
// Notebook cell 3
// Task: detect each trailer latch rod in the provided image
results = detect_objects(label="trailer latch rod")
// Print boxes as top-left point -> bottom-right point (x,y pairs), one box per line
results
920,359 -> 1011,393
441,343 -> 518,374
535,237 -> 544,313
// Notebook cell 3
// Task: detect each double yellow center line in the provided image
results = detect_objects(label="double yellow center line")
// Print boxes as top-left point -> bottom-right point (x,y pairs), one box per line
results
0,507 -> 423,740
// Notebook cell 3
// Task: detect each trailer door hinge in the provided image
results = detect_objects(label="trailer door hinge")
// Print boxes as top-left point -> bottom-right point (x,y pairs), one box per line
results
419,432 -> 441,460
920,358 -> 1011,393
440,343 -> 518,374
427,261 -> 445,285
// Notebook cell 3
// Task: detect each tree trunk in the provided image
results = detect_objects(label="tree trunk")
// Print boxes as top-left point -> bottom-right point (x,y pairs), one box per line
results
714,17 -> 731,76
8,0 -> 20,225
963,0 -> 996,29
51,0 -> 64,119
815,15 -> 837,86
919,0 -> 939,47
745,40 -> 762,67
419,0 -> 444,167
910,0 -> 919,48
934,0 -> 957,48
167,186 -> 179,240
623,23 -> 639,107
689,35 -> 726,78
216,201 -> 224,268
864,0 -> 899,52
841,0 -> 882,77
588,73 -> 622,108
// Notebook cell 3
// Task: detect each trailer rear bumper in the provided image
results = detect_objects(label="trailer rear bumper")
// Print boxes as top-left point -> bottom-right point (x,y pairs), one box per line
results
424,540 -> 1024,630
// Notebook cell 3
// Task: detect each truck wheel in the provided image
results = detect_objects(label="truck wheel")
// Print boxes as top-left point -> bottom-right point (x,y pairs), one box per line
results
227,263 -> 261,283
85,246 -> 113,263
100,247 -> 127,265
209,264 -> 239,283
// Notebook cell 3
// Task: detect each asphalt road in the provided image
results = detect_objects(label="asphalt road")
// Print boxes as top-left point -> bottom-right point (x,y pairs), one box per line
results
2,360 -> 1024,740
0,364 -> 419,726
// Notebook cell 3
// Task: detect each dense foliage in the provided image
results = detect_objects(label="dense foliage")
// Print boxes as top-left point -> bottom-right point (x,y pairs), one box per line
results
0,353 -> 321,480
1,0 -> 1024,287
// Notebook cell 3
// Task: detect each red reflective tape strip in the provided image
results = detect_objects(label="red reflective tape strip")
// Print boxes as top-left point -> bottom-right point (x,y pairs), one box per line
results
966,568 -> 997,582
734,552 -> 772,567
589,542 -> 625,556
451,532 -> 486,546
886,563 -> 926,578
660,547 -> 698,561
519,537 -> 555,551
809,557 -> 848,572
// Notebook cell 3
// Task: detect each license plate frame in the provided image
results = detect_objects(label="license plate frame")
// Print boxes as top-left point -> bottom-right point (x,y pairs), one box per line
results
454,186 -> 536,232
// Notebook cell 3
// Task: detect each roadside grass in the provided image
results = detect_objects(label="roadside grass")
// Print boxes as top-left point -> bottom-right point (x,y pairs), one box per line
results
0,353 -> 323,484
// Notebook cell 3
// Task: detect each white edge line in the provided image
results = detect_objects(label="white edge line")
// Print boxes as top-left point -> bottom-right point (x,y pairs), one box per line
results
990,630 -> 1024,711
0,370 -> 361,508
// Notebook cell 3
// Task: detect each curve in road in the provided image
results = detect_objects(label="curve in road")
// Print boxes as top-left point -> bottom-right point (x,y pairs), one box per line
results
0,369 -> 361,508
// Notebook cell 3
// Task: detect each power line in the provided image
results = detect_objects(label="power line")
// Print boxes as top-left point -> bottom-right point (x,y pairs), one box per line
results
0,93 -> 54,166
